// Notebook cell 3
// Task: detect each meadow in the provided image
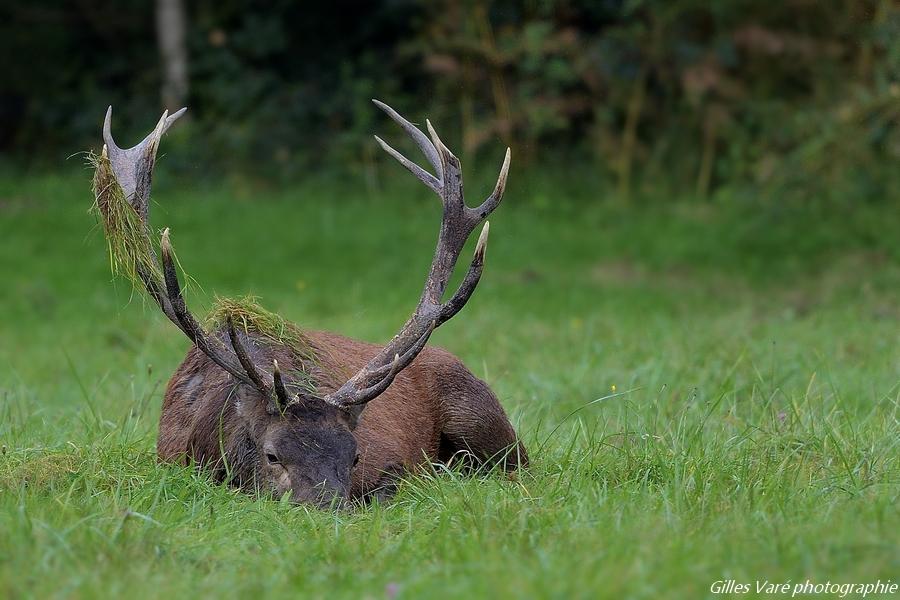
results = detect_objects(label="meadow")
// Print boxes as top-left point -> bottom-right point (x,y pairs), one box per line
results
0,166 -> 898,598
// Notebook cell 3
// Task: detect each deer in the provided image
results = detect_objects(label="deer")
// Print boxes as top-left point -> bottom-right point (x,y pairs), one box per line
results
92,100 -> 527,508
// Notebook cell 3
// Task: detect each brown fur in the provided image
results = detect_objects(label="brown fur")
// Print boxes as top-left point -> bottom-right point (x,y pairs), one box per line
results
158,328 -> 527,503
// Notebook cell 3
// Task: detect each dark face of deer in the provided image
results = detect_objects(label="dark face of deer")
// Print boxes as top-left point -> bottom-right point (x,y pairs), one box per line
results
255,400 -> 359,508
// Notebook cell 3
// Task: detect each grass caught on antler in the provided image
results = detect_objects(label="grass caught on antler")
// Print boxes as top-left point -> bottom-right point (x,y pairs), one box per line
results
207,295 -> 318,391
207,295 -> 314,358
89,151 -> 163,288
89,152 -> 316,390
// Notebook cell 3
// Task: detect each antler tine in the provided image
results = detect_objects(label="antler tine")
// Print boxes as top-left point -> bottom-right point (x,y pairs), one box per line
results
425,119 -> 458,194
374,135 -> 441,193
340,354 -> 402,407
324,102 -> 509,410
160,228 -> 259,387
103,106 -> 187,155
328,320 -> 435,407
345,319 -> 436,386
102,106 -> 186,220
470,147 -> 511,221
134,262 -> 182,328
437,221 -> 489,325
423,119 -> 469,239
226,316 -> 273,394
272,360 -> 291,412
425,119 -> 453,165
372,99 -> 443,178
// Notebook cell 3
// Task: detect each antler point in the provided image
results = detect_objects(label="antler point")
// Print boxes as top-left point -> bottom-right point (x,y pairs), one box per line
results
476,221 -> 490,258
160,227 -> 172,253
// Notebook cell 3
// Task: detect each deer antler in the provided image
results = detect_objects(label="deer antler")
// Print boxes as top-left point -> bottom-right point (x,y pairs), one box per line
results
95,101 -> 509,414
98,107 -> 290,413
321,100 -> 510,408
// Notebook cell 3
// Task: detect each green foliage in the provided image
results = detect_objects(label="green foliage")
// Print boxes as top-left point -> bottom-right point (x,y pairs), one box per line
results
1,172 -> 898,597
2,1 -> 899,201
406,0 -> 900,201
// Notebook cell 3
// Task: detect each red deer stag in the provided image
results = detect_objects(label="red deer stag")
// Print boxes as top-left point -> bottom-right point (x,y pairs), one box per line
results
92,100 -> 527,507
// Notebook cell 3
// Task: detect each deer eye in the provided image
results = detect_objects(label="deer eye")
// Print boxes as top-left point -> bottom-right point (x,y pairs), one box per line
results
266,453 -> 280,465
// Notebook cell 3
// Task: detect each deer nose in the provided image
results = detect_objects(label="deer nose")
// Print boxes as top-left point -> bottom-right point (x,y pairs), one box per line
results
296,480 -> 346,510
316,475 -> 348,499
289,472 -> 347,507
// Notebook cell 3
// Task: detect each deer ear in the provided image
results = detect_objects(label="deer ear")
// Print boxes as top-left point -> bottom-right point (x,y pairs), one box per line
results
337,405 -> 364,430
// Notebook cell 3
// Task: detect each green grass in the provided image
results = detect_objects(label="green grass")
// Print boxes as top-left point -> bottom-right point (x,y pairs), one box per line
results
0,168 -> 898,599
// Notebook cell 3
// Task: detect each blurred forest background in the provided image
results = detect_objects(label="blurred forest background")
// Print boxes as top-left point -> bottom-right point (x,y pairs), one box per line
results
2,0 -> 899,204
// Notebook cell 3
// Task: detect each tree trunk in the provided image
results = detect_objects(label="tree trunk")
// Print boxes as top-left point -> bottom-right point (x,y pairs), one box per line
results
156,0 -> 188,110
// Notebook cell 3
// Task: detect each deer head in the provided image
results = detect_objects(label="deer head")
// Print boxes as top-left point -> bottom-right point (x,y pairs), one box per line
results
95,100 -> 510,506
225,359 -> 360,507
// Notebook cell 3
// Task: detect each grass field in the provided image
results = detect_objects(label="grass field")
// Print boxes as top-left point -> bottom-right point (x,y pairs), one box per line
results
1,167 -> 898,599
